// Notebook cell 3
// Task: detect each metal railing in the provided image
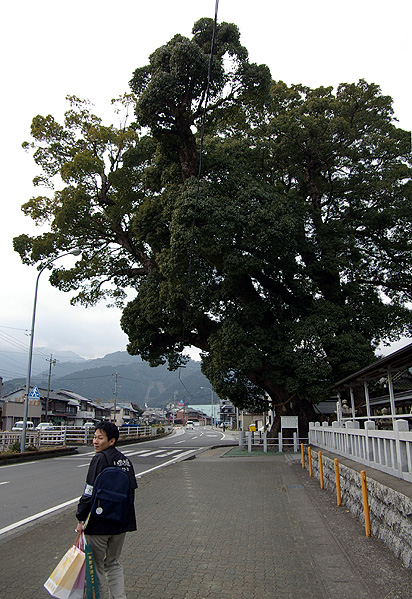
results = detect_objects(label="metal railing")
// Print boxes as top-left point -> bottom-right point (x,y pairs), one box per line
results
0,425 -> 172,451
309,420 -> 412,483
239,431 -> 307,453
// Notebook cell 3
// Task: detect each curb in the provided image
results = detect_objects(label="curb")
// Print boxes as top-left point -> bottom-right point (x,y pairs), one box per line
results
0,446 -> 78,465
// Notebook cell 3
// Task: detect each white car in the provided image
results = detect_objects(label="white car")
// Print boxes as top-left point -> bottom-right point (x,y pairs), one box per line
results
185,421 -> 195,429
36,422 -> 55,431
12,420 -> 34,431
82,422 -> 95,429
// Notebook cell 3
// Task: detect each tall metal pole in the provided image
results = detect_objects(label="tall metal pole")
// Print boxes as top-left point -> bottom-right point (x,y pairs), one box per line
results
201,386 -> 214,429
113,372 -> 118,424
45,354 -> 57,422
20,249 -> 81,452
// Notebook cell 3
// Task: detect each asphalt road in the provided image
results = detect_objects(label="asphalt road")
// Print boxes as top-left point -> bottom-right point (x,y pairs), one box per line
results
0,426 -> 234,536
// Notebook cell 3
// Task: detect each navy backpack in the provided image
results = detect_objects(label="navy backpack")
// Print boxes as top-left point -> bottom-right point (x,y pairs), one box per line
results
90,466 -> 132,522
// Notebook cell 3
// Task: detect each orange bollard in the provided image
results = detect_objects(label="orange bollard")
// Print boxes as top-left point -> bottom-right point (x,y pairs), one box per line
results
301,443 -> 305,469
308,446 -> 313,477
361,471 -> 371,537
318,451 -> 324,489
334,458 -> 342,506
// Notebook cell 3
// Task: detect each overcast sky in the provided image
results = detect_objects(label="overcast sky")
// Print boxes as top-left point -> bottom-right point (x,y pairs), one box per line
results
1,0 -> 411,376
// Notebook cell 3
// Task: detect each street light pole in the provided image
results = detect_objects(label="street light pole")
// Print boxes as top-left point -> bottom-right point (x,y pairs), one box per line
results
20,249 -> 81,452
201,386 -> 214,429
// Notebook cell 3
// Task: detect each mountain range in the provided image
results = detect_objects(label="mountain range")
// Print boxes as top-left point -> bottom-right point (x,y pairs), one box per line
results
0,349 -> 215,408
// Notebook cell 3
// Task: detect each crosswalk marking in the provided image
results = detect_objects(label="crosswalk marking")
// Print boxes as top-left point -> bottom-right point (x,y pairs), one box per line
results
154,449 -> 181,458
139,449 -> 167,457
74,447 -> 195,464
122,449 -> 152,457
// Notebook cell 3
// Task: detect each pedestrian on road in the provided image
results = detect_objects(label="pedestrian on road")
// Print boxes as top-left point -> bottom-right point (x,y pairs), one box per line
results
76,421 -> 137,598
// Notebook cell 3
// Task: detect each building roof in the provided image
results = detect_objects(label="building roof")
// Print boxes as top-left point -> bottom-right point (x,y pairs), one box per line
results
330,342 -> 412,391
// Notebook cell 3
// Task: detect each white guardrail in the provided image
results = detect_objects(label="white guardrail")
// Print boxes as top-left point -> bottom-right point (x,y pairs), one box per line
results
0,425 -> 172,451
309,420 -> 412,483
239,430 -> 307,453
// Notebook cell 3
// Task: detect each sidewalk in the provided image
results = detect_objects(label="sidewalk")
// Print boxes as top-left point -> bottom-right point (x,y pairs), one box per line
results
1,446 -> 412,599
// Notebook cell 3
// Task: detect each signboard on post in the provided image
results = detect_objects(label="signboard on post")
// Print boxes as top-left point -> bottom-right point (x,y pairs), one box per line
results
280,416 -> 299,452
281,416 -> 299,430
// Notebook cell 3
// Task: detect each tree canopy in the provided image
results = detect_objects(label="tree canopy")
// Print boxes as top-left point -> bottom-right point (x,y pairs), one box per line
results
15,18 -> 412,427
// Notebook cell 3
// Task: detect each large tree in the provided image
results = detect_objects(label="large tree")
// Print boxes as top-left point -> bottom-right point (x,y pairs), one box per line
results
15,19 -> 412,431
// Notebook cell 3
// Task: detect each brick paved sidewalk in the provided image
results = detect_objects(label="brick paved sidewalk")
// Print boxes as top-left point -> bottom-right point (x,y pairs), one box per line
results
1,447 -> 412,599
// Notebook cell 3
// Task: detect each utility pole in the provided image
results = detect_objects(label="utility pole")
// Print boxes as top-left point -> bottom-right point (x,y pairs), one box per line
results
112,372 -> 119,424
45,354 -> 57,422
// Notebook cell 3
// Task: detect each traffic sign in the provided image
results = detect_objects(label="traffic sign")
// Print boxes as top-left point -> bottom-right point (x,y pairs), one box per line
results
28,385 -> 40,399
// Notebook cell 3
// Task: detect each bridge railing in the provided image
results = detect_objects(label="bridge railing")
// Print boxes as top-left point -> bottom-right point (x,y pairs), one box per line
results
309,420 -> 412,483
0,425 -> 172,451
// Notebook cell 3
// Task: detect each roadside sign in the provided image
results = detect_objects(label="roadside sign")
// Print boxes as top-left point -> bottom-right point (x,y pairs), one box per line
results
28,385 -> 40,399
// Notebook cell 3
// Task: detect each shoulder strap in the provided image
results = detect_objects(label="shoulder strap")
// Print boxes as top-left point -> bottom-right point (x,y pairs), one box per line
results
102,450 -> 110,467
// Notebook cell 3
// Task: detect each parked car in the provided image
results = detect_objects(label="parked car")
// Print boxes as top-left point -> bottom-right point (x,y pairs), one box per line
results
82,422 -> 96,429
36,422 -> 55,431
186,420 -> 195,429
12,420 -> 34,431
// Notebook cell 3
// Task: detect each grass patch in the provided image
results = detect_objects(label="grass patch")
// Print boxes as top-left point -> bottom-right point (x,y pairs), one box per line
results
221,447 -> 282,457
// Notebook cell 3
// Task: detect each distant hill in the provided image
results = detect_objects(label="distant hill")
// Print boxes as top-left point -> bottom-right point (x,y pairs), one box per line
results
0,351 -> 215,408
0,346 -> 85,381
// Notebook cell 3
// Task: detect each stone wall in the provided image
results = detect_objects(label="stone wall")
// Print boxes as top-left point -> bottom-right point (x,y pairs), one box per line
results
306,448 -> 412,569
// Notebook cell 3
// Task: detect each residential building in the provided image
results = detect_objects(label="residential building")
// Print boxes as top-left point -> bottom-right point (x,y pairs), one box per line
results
0,386 -> 111,430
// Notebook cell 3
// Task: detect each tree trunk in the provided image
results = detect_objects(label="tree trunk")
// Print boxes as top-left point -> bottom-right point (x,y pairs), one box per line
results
268,396 -> 319,441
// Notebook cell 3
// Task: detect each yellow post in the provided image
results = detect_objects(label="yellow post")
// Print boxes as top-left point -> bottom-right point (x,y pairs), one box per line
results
308,446 -> 313,477
318,451 -> 324,489
361,471 -> 371,537
301,443 -> 305,468
334,458 -> 341,506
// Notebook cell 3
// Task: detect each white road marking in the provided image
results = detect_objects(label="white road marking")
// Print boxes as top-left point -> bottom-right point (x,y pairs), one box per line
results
121,449 -> 151,457
138,450 -> 166,457
0,497 -> 80,536
137,450 -> 198,476
0,461 -> 36,469
0,446 -> 199,536
154,450 -> 181,458
174,440 -> 186,444
0,481 -> 10,485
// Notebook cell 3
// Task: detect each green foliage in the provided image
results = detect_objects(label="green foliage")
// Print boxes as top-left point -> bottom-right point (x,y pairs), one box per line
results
15,20 -> 412,420
7,441 -> 21,453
